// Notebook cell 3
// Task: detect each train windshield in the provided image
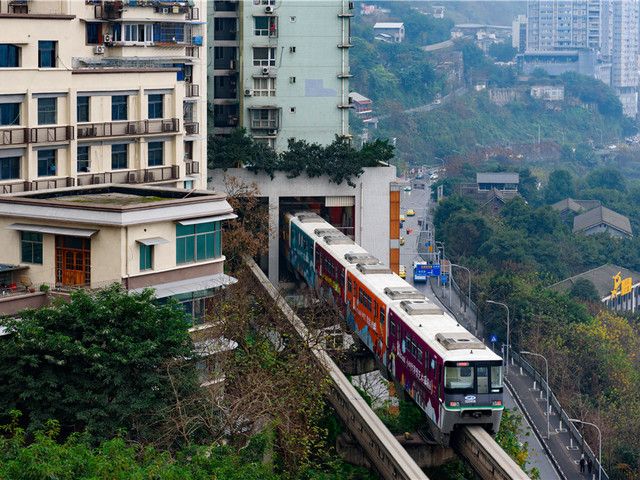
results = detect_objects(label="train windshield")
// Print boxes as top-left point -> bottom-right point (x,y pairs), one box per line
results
444,361 -> 503,394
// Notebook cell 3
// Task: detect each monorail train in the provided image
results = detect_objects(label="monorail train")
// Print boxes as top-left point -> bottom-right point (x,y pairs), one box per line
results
284,212 -> 504,443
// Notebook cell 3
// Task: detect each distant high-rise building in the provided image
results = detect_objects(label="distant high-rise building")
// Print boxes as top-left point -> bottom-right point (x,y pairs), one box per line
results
610,0 -> 639,117
512,15 -> 528,52
0,0 -> 207,192
208,0 -> 351,151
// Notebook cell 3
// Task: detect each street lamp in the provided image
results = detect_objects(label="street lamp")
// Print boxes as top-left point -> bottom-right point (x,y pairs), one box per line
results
486,300 -> 510,375
521,350 -> 549,439
451,263 -> 471,313
568,418 -> 602,480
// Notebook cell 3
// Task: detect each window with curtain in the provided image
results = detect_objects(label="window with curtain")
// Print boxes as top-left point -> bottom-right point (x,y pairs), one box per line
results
0,44 -> 20,67
37,149 -> 56,177
147,141 -> 164,167
111,144 -> 128,169
37,98 -> 57,125
111,95 -> 128,121
77,96 -> 90,123
38,41 -> 57,68
0,156 -> 20,180
21,232 -> 43,264
148,94 -> 163,119
0,103 -> 20,126
77,145 -> 90,172
139,244 -> 153,270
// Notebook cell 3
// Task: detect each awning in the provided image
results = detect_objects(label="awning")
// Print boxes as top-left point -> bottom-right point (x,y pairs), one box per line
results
177,213 -> 238,226
193,337 -> 238,357
7,223 -> 98,238
132,273 -> 237,298
326,195 -> 355,207
0,264 -> 29,274
136,237 -> 169,246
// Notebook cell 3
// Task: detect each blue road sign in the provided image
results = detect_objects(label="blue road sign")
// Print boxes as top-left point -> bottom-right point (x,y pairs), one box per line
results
490,334 -> 498,344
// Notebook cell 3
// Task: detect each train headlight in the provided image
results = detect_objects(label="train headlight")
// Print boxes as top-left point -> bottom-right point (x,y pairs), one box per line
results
492,400 -> 502,406
449,401 -> 459,407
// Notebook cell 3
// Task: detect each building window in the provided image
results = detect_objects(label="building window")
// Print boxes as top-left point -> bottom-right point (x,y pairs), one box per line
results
111,144 -> 128,170
139,244 -> 153,271
184,140 -> 193,161
148,141 -> 164,166
0,44 -> 20,68
21,232 -> 43,264
250,108 -> 278,129
37,149 -> 56,177
148,94 -> 163,119
184,179 -> 194,189
0,156 -> 20,180
253,77 -> 276,97
77,145 -> 90,172
253,47 -> 276,66
37,98 -> 57,125
77,97 -> 90,123
86,23 -> 103,44
254,16 -> 277,36
111,95 -> 128,121
0,103 -> 20,126
176,221 -> 222,264
38,41 -> 57,68
124,24 -> 154,44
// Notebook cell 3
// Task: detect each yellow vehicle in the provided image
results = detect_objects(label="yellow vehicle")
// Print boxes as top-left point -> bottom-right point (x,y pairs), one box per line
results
399,214 -> 406,222
399,265 -> 406,278
400,236 -> 405,246
406,209 -> 416,216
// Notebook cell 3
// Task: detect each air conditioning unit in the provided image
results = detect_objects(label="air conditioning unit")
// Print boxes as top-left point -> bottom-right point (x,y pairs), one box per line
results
229,60 -> 236,70
126,124 -> 137,134
79,126 -> 97,137
91,176 -> 102,185
348,1 -> 354,9
244,89 -> 253,97
145,171 -> 155,182
94,45 -> 105,55
265,5 -> 274,13
262,66 -> 270,75
162,7 -> 169,13
162,122 -> 174,132
289,46 -> 296,53
127,172 -> 138,183
268,129 -> 278,135
104,34 -> 112,43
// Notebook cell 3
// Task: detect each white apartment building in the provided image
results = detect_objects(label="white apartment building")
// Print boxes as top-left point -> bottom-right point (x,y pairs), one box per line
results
0,0 -> 207,194
610,0 -> 639,117
208,0 -> 351,151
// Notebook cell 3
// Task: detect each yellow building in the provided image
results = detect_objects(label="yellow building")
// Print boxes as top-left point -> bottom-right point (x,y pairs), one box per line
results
0,0 -> 207,192
0,184 -> 236,319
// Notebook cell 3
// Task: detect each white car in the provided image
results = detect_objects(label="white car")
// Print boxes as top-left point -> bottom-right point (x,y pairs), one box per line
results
430,174 -> 439,180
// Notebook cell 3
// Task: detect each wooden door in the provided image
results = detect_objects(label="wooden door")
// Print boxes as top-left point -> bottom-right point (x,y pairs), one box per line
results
56,236 -> 91,286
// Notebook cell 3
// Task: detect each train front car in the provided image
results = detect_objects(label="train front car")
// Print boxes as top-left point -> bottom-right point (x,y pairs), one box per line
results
438,333 -> 504,437
388,300 -> 503,444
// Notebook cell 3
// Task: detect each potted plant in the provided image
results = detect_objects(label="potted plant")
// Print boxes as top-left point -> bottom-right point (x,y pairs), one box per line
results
39,284 -> 50,293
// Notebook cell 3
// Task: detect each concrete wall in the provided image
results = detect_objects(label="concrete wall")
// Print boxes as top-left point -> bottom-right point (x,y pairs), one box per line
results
209,165 -> 397,283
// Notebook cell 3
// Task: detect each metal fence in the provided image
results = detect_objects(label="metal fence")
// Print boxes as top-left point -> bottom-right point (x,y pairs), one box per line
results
510,351 -> 609,480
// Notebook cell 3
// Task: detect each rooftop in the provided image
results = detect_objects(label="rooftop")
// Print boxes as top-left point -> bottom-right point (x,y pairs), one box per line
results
476,172 -> 520,184
374,22 -> 404,29
348,92 -> 372,103
551,198 -> 601,214
0,185 -> 235,227
573,206 -> 632,236
549,263 -> 640,299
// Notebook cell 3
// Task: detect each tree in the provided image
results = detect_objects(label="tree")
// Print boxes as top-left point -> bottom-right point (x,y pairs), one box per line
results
544,169 -> 575,204
569,278 -> 600,302
518,168 -> 540,205
0,286 -> 197,443
585,167 -> 627,192
488,42 -> 517,62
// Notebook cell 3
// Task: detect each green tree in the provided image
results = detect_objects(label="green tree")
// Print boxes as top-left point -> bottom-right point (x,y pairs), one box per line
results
488,42 -> 517,62
569,278 -> 600,302
544,169 -> 575,204
518,168 -> 540,205
585,167 -> 627,192
0,286 -> 197,443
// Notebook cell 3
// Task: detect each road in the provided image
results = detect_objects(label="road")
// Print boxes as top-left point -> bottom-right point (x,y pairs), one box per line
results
398,181 -> 561,480
377,87 -> 467,121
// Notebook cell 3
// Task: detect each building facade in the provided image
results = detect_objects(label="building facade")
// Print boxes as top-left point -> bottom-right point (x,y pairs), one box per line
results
208,0 -> 351,151
526,0 -> 600,51
0,0 -> 207,194
0,184 -> 236,320
610,0 -> 639,117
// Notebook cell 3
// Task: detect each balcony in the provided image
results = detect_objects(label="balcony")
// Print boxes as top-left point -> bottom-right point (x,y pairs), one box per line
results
1,177 -> 75,194
185,122 -> 199,135
77,118 -> 179,139
0,126 -> 74,147
185,161 -> 200,175
94,1 -> 123,20
185,46 -> 200,58
185,83 -> 200,97
76,165 -> 180,186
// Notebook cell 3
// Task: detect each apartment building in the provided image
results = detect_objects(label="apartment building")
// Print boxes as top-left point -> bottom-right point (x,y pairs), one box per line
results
610,0 -> 639,117
0,0 -> 207,194
208,0 -> 351,151
526,0 -> 600,51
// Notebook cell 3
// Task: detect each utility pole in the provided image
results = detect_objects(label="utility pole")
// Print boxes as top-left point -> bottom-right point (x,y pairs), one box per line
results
486,300 -> 510,375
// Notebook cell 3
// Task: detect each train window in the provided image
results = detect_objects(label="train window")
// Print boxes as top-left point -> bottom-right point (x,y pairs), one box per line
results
444,364 -> 474,391
416,346 -> 423,360
491,365 -> 503,389
359,289 -> 372,311
430,358 -> 436,372
477,366 -> 489,394
379,308 -> 385,325
389,316 -> 396,335
347,278 -> 352,293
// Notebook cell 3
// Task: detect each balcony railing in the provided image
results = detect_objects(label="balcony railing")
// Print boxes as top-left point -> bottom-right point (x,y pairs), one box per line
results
185,83 -> 200,97
77,118 -> 179,139
0,126 -> 74,147
186,7 -> 199,20
185,161 -> 200,175
185,122 -> 199,135
185,46 -> 200,58
1,176 -> 75,194
76,165 -> 179,186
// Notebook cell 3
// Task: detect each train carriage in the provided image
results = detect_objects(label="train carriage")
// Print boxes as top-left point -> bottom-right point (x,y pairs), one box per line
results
285,212 -> 504,443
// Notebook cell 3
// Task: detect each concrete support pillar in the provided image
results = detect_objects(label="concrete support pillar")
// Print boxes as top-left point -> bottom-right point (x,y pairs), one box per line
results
268,195 -> 279,284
